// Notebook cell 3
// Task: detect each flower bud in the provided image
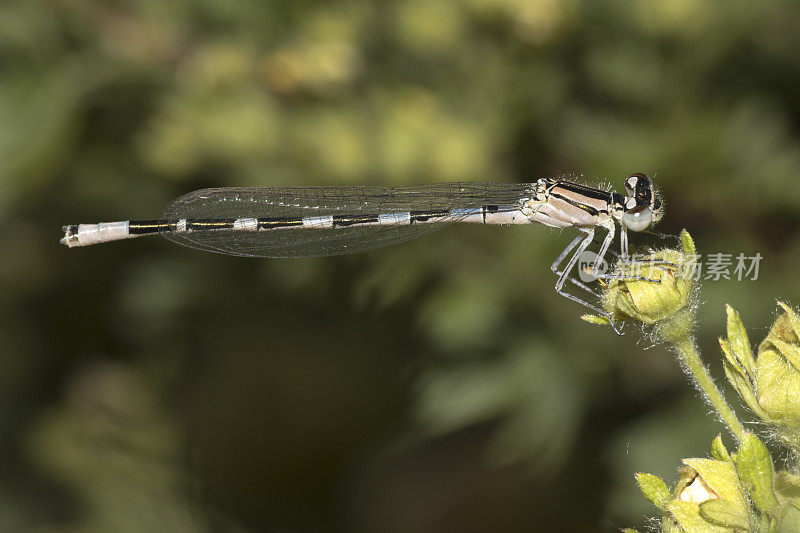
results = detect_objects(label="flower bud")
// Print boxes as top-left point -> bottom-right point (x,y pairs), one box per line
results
722,302 -> 800,449
586,229 -> 697,342
636,454 -> 750,532
754,303 -> 800,444
666,458 -> 750,532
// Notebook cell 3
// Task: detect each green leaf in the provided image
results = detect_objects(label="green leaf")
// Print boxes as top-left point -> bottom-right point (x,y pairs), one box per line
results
723,361 -> 768,419
775,502 -> 800,533
667,500 -> 731,533
777,302 -> 800,342
683,458 -> 747,508
734,433 -> 779,515
635,472 -> 671,510
680,229 -> 696,256
775,470 -> 800,501
699,498 -> 750,530
769,339 -> 800,370
726,305 -> 756,378
581,314 -> 611,326
711,434 -> 732,462
720,337 -> 747,377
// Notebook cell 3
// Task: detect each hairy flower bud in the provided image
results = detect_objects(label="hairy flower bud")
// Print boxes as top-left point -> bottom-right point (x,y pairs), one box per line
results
667,458 -> 750,533
722,302 -> 800,450
634,435 -> 778,533
755,303 -> 800,444
637,455 -> 750,532
585,229 -> 697,342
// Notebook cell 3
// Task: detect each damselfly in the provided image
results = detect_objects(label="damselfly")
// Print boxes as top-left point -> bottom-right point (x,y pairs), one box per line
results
61,173 -> 664,333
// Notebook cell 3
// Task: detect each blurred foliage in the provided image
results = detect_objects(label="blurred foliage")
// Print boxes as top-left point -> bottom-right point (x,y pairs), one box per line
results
2,0 -> 800,531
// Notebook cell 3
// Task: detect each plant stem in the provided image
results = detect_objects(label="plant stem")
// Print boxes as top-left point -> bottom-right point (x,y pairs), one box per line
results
674,336 -> 745,441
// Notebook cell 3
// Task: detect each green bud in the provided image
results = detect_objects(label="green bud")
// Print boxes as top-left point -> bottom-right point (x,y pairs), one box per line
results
720,305 -> 768,421
587,229 -> 697,342
631,436 -> 762,532
679,459 -> 748,510
710,434 -> 732,462
659,458 -> 751,532
635,472 -> 671,510
724,305 -> 756,378
720,302 -> 800,449
754,303 -> 800,443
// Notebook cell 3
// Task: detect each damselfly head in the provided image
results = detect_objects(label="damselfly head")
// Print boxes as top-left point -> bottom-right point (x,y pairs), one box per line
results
621,173 -> 662,231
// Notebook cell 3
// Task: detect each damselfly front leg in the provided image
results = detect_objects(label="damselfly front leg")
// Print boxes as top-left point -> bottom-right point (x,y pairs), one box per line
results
549,228 -> 627,334
551,235 -> 603,297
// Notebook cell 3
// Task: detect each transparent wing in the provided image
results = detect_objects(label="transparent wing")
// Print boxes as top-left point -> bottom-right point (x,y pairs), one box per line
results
162,182 -> 531,258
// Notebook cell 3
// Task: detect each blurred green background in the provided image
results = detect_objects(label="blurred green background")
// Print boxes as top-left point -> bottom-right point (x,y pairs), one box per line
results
2,0 -> 800,531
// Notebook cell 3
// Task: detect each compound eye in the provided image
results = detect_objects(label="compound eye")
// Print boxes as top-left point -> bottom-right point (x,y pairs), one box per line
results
622,206 -> 652,232
625,172 -> 651,197
624,177 -> 636,196
625,173 -> 642,195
